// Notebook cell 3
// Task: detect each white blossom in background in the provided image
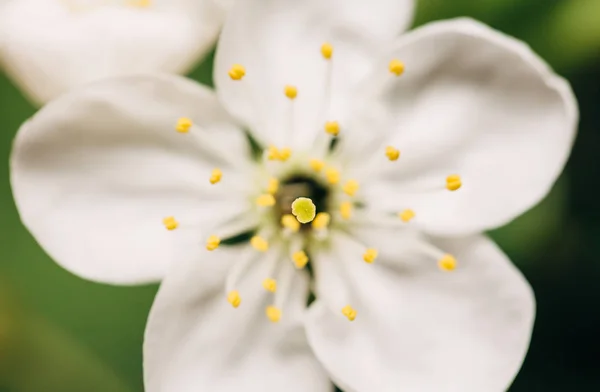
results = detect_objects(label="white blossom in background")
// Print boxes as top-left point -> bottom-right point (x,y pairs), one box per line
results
10,0 -> 577,390
0,0 -> 231,105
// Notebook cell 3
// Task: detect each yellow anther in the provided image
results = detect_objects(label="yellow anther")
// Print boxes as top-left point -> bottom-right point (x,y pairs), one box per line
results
389,59 -> 405,76
398,209 -> 415,223
341,305 -> 357,321
446,175 -> 462,191
256,193 -> 276,207
162,216 -> 178,231
324,121 -> 340,136
312,212 -> 331,230
342,179 -> 360,197
228,64 -> 246,80
340,201 -> 353,220
175,117 -> 192,133
321,42 -> 333,59
267,177 -> 279,194
281,214 -> 301,233
438,254 -> 457,271
265,306 -> 282,323
262,278 -> 277,293
291,197 -> 317,224
385,146 -> 400,161
227,290 -> 241,308
292,250 -> 309,269
309,158 -> 325,172
206,235 -> 221,251
325,167 -> 340,185
363,248 -> 378,264
279,147 -> 292,161
267,145 -> 280,160
209,168 -> 222,184
251,236 -> 269,252
266,146 -> 292,161
284,85 -> 298,100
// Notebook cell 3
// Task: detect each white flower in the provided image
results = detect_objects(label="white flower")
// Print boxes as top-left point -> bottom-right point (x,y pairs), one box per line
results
10,0 -> 577,390
0,0 -> 231,105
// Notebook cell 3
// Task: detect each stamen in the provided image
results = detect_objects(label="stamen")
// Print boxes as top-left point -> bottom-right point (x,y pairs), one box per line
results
341,305 -> 357,321
284,85 -> 298,100
267,146 -> 292,161
363,248 -> 378,264
385,146 -> 400,161
265,305 -> 282,323
340,201 -> 353,220
315,41 -> 335,153
309,158 -> 325,172
256,194 -> 276,207
342,179 -> 359,197
438,254 -> 457,271
250,236 -> 269,252
279,147 -> 292,161
262,278 -> 277,293
325,167 -> 340,185
175,117 -> 192,134
273,262 -> 296,319
312,212 -> 331,230
225,249 -> 269,311
321,42 -> 333,59
267,145 -> 280,161
446,175 -> 462,191
292,250 -> 309,269
228,64 -> 246,80
206,235 -> 221,251
162,216 -> 178,231
389,59 -> 405,76
324,121 -> 340,136
398,209 -> 415,223
267,178 -> 279,194
291,197 -> 317,224
209,168 -> 222,184
281,214 -> 301,233
227,290 -> 241,308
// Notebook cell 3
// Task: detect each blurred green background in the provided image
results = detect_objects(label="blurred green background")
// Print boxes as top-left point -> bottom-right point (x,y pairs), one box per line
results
1,0 -> 599,391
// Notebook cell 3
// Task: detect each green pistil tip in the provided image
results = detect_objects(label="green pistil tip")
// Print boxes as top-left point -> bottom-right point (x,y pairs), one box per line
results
291,197 -> 316,224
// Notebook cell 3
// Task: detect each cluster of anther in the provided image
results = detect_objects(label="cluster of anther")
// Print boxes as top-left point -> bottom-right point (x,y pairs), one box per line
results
163,41 -> 462,323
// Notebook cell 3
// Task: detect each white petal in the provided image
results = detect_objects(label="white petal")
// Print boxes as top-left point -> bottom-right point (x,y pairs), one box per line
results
214,0 -> 415,147
352,18 -> 577,236
0,0 -> 229,104
306,231 -> 534,392
11,74 -> 252,284
144,243 -> 331,392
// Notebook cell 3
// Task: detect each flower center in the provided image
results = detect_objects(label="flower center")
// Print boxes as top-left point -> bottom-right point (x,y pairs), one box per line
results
277,175 -> 329,229
164,41 -> 466,324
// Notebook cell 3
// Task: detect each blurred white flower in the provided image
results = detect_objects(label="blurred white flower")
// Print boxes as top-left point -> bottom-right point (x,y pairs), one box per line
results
0,0 -> 231,105
10,0 -> 577,391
